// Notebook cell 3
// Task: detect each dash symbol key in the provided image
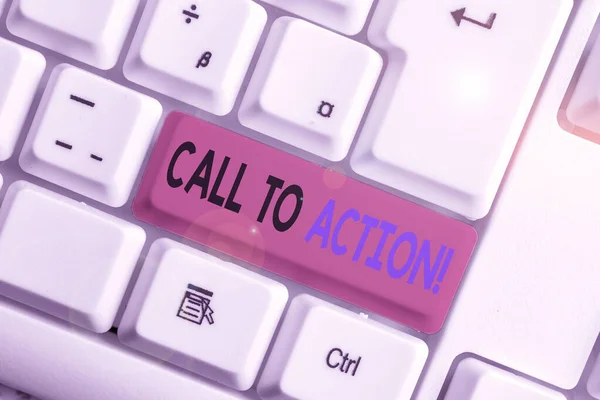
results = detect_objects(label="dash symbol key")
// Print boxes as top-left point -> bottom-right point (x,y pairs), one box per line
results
20,64 -> 162,208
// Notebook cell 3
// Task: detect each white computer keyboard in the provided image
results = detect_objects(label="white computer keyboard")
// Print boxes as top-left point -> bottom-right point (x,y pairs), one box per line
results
1,0 -> 600,399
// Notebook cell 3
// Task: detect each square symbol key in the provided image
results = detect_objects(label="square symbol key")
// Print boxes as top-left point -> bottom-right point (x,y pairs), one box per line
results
19,64 -> 162,207
239,17 -> 382,161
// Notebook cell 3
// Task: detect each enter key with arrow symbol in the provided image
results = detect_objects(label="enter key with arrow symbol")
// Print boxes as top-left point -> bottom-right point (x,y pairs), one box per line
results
451,7 -> 497,30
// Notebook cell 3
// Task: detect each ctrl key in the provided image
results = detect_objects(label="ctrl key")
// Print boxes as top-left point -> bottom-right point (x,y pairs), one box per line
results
257,295 -> 428,400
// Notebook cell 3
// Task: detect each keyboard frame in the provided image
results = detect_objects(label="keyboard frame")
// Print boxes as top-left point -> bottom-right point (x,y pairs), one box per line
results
0,0 -> 599,398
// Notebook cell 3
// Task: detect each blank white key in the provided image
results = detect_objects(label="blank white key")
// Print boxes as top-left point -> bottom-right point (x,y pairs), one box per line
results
257,294 -> 427,400
351,0 -> 571,219
119,239 -> 288,391
0,299 -> 253,400
260,0 -> 373,35
0,181 -> 145,333
566,34 -> 600,134
7,0 -> 139,69
240,17 -> 381,161
124,0 -> 266,116
19,64 -> 162,207
445,359 -> 565,400
0,38 -> 45,161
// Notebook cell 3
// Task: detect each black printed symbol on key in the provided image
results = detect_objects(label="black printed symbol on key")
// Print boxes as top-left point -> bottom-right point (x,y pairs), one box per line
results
451,8 -> 497,30
183,4 -> 199,24
55,140 -> 73,150
318,101 -> 334,118
70,94 -> 95,108
177,284 -> 215,326
90,154 -> 103,162
196,51 -> 212,68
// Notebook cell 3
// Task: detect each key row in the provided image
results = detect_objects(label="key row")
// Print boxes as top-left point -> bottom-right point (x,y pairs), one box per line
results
0,179 -> 425,397
0,299 -> 570,400
0,295 -> 571,400
2,0 -> 571,219
0,179 -> 567,400
6,0 -> 372,71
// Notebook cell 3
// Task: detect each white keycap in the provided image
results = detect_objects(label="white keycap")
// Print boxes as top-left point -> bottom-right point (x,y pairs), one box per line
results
7,0 -> 139,69
0,0 -> 5,14
239,17 -> 381,161
0,181 -> 145,333
124,0 -> 266,116
0,38 -> 45,161
351,0 -> 571,220
257,294 -> 427,400
0,299 -> 253,400
260,0 -> 373,35
566,34 -> 600,134
410,4 -> 600,397
119,239 -> 288,391
588,354 -> 600,399
444,359 -> 565,400
19,64 -> 162,207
